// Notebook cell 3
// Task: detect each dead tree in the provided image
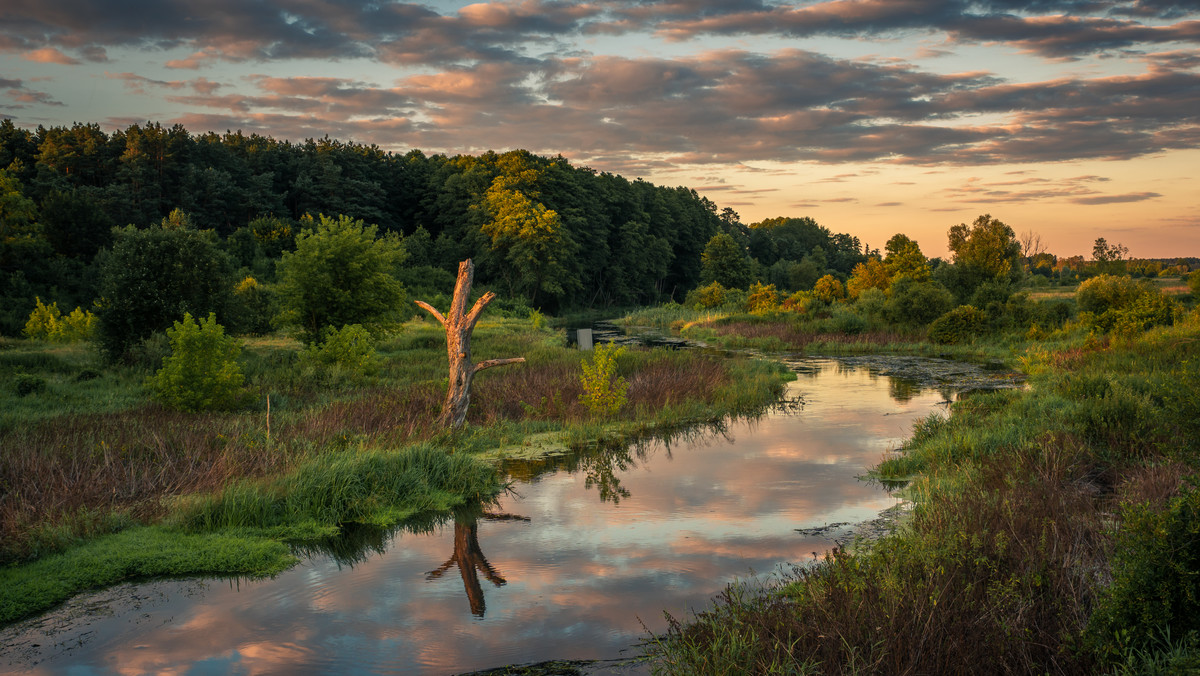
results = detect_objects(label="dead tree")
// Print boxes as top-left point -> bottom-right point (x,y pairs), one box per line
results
415,259 -> 525,430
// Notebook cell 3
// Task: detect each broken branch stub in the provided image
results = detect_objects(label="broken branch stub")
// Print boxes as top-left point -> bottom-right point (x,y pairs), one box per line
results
415,259 -> 525,430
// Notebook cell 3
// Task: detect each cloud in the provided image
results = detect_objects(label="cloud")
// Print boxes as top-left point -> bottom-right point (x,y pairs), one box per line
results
2,78 -> 64,107
1072,191 -> 1162,204
23,47 -> 79,64
108,72 -> 224,95
98,41 -> 1196,172
941,173 -> 1160,205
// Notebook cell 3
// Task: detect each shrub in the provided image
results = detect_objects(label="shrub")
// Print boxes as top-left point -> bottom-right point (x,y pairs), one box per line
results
148,313 -> 249,412
528,309 -> 546,330
854,287 -> 887,320
227,276 -> 275,336
1106,294 -> 1182,335
1087,486 -> 1200,662
13,373 -> 47,396
685,281 -> 727,309
1189,271 -> 1200,296
929,305 -> 988,344
746,282 -> 780,314
22,298 -> 96,342
826,305 -> 867,334
812,274 -> 845,303
275,214 -> 406,343
299,324 -> 378,376
1076,274 -> 1154,315
884,278 -> 955,326
22,297 -> 59,340
579,341 -> 628,417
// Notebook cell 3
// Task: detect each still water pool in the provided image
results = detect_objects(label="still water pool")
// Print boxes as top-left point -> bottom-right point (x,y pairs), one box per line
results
2,356 -> 1012,675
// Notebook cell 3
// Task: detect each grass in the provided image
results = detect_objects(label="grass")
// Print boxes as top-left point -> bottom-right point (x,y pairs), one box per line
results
647,313 -> 1200,674
0,316 -> 792,627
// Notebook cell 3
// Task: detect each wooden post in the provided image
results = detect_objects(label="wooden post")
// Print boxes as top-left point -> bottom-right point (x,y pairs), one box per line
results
415,259 -> 525,430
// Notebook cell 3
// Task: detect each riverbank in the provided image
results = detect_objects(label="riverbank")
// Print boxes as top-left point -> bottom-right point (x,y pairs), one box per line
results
0,318 -> 793,627
647,315 -> 1200,674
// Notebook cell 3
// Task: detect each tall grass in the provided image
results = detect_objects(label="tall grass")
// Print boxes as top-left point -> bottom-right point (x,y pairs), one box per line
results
0,317 -> 791,567
649,316 -> 1200,674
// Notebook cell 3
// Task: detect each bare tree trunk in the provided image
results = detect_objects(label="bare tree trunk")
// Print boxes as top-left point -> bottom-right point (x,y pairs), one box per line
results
415,259 -> 525,430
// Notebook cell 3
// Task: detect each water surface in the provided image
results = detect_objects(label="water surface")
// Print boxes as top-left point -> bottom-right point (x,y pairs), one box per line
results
3,357 -> 989,675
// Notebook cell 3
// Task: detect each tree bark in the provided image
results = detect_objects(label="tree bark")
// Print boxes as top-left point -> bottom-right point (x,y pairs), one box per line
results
415,259 -> 525,430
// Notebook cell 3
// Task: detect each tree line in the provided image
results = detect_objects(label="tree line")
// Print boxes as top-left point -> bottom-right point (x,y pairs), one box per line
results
0,120 -> 876,343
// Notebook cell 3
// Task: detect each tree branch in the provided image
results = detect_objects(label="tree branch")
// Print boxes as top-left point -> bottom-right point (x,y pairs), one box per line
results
473,357 -> 525,374
414,300 -> 447,327
464,291 -> 497,333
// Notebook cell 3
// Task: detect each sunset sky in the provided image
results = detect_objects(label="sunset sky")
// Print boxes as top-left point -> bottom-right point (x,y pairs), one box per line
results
1,0 -> 1197,259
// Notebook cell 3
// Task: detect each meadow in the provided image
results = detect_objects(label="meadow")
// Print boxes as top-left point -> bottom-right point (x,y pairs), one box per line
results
0,317 -> 792,625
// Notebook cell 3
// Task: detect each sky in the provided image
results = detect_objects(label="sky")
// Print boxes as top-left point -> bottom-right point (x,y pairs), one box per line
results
1,0 -> 1198,259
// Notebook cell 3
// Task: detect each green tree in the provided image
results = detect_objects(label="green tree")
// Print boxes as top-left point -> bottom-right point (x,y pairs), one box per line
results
275,213 -> 406,343
813,274 -> 846,303
945,214 -> 1023,299
1092,237 -> 1129,276
96,223 -> 235,361
700,233 -> 752,289
479,174 -> 579,308
846,258 -> 890,299
149,313 -> 248,412
883,233 -> 931,283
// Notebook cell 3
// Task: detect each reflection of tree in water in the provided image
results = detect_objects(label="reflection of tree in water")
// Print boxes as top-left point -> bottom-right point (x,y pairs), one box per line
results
500,419 -> 739,506
291,509 -> 453,568
426,509 -> 529,617
888,377 -> 920,404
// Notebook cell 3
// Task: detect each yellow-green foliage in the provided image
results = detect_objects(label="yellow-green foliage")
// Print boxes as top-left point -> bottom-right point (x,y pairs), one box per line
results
746,281 -> 780,314
686,281 -> 727,309
1076,274 -> 1153,314
813,274 -> 846,303
579,341 -> 628,417
300,324 -> 378,375
149,313 -> 248,412
22,298 -> 96,342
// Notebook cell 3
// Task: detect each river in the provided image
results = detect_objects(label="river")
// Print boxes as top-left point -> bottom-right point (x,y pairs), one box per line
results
1,354 -> 1019,675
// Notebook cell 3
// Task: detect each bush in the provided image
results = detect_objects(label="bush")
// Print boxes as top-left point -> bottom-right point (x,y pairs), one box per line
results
299,324 -> 378,376
1088,486 -> 1200,662
746,282 -> 780,314
685,281 -> 727,309
227,276 -> 275,336
929,305 -> 988,344
826,304 -> 867,334
1189,271 -> 1200,296
883,278 -> 955,326
1076,274 -> 1154,315
22,298 -> 96,342
579,341 -> 628,417
275,214 -> 407,343
148,313 -> 249,412
854,287 -> 887,320
13,373 -> 47,397
1093,294 -> 1182,335
812,274 -> 845,303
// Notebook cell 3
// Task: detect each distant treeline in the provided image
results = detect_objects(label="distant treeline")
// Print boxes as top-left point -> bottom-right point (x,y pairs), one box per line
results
0,120 -> 873,333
